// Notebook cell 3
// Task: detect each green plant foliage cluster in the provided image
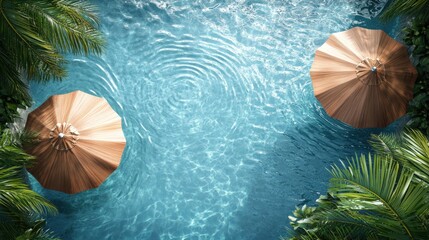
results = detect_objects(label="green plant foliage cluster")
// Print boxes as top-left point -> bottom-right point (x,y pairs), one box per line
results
380,0 -> 429,21
286,2 -> 429,238
403,18 -> 429,135
0,0 -> 105,128
0,0 -> 105,238
286,130 -> 429,240
0,130 -> 59,239
0,89 -> 30,131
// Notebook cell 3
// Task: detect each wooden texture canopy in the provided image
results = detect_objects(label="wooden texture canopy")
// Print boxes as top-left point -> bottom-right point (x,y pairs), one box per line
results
25,91 -> 126,194
310,27 -> 417,128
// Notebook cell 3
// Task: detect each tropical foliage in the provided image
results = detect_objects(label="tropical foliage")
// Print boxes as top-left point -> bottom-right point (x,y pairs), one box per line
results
380,0 -> 429,21
370,129 -> 429,185
379,0 -> 429,135
403,19 -> 429,135
0,0 -> 105,238
286,130 -> 429,240
0,130 -> 59,239
0,0 -> 105,128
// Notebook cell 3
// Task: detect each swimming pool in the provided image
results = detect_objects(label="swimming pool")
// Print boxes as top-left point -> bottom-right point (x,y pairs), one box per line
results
28,0 -> 405,239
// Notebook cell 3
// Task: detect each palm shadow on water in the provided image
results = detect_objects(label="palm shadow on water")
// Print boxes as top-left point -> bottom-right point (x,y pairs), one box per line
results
231,100 -> 407,239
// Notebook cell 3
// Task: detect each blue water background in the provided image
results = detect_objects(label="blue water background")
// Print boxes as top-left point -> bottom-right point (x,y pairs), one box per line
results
28,0 -> 406,239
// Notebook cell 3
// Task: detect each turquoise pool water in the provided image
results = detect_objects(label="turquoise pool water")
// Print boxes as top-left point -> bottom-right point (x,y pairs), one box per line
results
28,0 -> 405,239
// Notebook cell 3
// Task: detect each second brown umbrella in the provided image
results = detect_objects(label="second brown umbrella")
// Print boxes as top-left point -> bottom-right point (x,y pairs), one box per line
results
25,91 -> 126,194
310,27 -> 417,128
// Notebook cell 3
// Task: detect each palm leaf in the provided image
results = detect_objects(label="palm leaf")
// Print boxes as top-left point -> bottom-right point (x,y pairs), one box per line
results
0,221 -> 22,240
0,145 -> 34,168
369,133 -> 402,160
53,0 -> 101,28
0,1 -> 66,80
0,42 -> 31,106
380,0 -> 429,20
19,0 -> 105,55
315,210 -> 379,240
0,219 -> 60,240
0,0 -> 105,81
0,129 -> 38,148
0,129 -> 36,168
329,154 -> 428,239
0,167 -> 57,220
15,219 -> 61,240
400,129 -> 429,184
288,198 -> 379,239
370,130 -> 429,185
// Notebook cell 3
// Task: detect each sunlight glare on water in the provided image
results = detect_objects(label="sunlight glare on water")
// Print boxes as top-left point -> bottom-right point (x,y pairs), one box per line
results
28,0 -> 404,239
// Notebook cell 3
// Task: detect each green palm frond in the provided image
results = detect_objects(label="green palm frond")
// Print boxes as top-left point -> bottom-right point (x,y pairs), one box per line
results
1,219 -> 60,240
0,131 -> 57,238
0,129 -> 36,168
0,144 -> 34,168
20,0 -> 104,55
329,154 -> 428,239
0,221 -> 22,240
285,231 -> 321,240
315,210 -> 379,240
287,130 -> 429,239
380,0 -> 429,20
0,42 -> 31,105
288,197 -> 379,240
0,1 -> 66,81
288,201 -> 379,239
369,133 -> 402,160
0,128 -> 38,148
0,167 -> 57,220
15,219 -> 61,240
53,0 -> 100,28
370,130 -> 429,185
400,129 -> 429,184
0,0 -> 105,81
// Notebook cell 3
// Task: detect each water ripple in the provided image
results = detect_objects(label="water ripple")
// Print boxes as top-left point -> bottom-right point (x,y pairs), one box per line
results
140,31 -> 256,141
27,0 -> 402,239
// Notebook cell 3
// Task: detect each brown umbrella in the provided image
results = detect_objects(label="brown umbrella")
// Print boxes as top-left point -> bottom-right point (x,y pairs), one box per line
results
25,90 -> 126,194
310,27 -> 417,128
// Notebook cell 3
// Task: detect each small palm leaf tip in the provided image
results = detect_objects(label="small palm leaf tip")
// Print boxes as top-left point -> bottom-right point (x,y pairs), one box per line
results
0,0 -> 105,82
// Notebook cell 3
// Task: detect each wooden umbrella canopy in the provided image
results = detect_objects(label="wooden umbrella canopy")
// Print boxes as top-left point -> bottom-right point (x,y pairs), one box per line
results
310,27 -> 417,128
25,91 -> 126,194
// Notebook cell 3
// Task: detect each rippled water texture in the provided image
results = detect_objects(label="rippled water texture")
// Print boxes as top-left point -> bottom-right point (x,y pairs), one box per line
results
29,0 -> 405,239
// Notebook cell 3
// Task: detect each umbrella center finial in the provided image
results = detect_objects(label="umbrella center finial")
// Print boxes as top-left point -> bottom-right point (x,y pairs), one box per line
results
49,122 -> 79,151
356,57 -> 385,85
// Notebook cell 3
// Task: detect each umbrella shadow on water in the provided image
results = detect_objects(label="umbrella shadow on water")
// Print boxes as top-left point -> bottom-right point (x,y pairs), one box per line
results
231,101 -> 407,239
